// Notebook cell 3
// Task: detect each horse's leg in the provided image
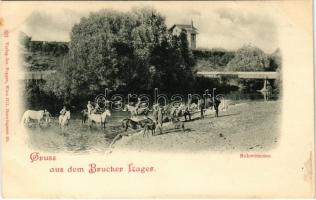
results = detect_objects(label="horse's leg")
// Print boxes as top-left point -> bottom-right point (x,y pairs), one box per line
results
122,120 -> 126,131
125,123 -> 128,131
145,128 -> 148,137
102,118 -> 106,129
125,120 -> 131,132
153,125 -> 156,136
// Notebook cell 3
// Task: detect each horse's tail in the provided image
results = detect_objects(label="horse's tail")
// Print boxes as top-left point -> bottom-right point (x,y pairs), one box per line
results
122,118 -> 130,131
122,119 -> 127,129
58,115 -> 62,126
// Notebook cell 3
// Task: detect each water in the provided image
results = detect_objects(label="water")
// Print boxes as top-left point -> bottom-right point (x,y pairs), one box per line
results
26,111 -> 133,153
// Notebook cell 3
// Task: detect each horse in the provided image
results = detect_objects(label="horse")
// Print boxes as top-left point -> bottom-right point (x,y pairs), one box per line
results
123,104 -> 149,116
164,104 -> 185,130
81,109 -> 89,124
143,119 -> 156,137
189,103 -> 198,110
21,110 -> 45,127
121,117 -> 152,132
88,109 -> 111,129
122,118 -> 138,131
59,111 -> 71,133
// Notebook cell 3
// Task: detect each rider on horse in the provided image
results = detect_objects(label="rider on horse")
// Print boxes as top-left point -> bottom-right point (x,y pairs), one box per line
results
60,106 -> 67,116
94,103 -> 102,114
135,98 -> 141,115
87,101 -> 94,114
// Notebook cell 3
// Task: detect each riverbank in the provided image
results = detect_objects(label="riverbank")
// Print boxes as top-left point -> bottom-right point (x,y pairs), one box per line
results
113,100 -> 281,152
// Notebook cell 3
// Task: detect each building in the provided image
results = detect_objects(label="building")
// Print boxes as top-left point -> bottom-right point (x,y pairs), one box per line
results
169,21 -> 198,49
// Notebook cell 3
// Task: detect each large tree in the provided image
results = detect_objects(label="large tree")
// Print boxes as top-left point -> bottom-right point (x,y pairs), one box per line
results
44,8 -> 196,104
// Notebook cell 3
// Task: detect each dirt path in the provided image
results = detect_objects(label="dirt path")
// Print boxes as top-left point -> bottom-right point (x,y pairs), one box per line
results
112,101 -> 281,152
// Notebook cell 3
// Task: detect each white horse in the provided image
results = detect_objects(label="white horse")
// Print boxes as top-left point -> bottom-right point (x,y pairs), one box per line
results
88,109 -> 111,129
59,111 -> 71,133
189,103 -> 198,110
21,110 -> 45,127
123,104 -> 149,116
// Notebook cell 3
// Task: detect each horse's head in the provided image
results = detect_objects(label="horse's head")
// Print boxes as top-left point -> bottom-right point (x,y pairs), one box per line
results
65,111 -> 71,119
124,104 -> 135,112
105,109 -> 111,117
123,105 -> 128,112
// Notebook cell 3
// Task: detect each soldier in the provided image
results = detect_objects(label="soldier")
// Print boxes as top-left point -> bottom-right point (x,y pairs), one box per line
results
152,103 -> 159,124
183,105 -> 191,121
135,98 -> 141,115
94,103 -> 101,114
156,106 -> 163,134
43,109 -> 51,124
214,97 -> 221,117
87,101 -> 94,114
199,98 -> 205,119
59,106 -> 67,116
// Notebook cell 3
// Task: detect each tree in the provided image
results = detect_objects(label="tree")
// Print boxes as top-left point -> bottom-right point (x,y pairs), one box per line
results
226,44 -> 270,71
66,8 -> 172,96
268,48 -> 281,71
43,7 -> 196,104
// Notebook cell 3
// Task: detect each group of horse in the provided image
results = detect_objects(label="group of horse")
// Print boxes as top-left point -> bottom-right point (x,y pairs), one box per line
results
81,109 -> 112,129
21,108 -> 111,133
20,100 -> 205,138
120,102 -> 198,137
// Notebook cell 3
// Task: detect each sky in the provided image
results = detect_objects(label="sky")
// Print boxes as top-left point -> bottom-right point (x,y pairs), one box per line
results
22,3 -> 279,53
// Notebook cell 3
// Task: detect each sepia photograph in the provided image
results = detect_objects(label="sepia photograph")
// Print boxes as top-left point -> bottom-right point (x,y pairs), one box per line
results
19,4 -> 281,153
1,1 -> 314,198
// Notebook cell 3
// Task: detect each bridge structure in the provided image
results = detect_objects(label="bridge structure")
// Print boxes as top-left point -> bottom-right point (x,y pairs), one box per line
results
196,71 -> 279,79
196,71 -> 280,91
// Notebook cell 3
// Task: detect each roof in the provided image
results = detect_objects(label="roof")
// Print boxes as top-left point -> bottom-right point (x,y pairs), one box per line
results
169,24 -> 198,34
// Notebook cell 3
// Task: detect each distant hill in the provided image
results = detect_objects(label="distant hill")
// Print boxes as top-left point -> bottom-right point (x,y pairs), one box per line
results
193,46 -> 281,72
193,49 -> 235,71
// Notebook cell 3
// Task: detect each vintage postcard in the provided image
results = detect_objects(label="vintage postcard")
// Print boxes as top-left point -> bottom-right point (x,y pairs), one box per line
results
1,0 -> 314,198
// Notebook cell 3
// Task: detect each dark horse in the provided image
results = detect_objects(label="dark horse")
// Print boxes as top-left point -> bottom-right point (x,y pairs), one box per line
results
81,109 -> 89,124
122,117 -> 154,132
